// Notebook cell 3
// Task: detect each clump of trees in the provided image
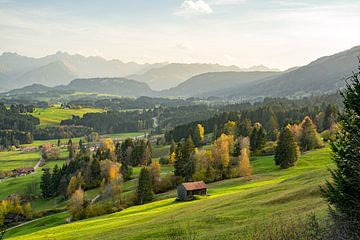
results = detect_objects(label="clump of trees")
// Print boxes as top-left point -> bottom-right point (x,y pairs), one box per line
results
0,197 -> 33,227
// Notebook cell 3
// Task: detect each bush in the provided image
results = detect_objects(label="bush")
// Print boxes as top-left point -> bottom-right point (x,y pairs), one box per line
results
159,156 -> 170,165
154,174 -> 182,194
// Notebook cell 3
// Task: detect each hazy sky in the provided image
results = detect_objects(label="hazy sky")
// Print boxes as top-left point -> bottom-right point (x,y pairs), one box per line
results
1,0 -> 360,70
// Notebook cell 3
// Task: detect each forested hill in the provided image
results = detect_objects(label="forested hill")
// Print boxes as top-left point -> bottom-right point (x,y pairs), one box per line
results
160,71 -> 280,97
56,78 -> 154,97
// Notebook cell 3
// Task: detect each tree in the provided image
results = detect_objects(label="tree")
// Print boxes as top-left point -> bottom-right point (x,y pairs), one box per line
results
90,159 -> 102,187
149,162 -> 161,189
250,123 -> 266,154
238,118 -> 252,137
170,139 -> 176,156
51,164 -> 61,195
274,126 -> 299,169
299,116 -> 323,152
323,65 -> 360,237
68,139 -> 75,160
193,124 -> 205,147
136,168 -> 154,205
67,176 -> 79,197
239,137 -> 252,177
68,187 -> 85,220
40,168 -> 52,198
224,121 -> 236,136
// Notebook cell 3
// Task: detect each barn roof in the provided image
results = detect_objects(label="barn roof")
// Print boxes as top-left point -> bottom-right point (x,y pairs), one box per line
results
181,181 -> 207,191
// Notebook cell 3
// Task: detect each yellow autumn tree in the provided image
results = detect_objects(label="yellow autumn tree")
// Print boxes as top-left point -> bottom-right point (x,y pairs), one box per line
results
212,134 -> 234,168
193,124 -> 205,147
239,137 -> 252,177
68,187 -> 85,220
224,121 -> 237,136
101,138 -> 116,160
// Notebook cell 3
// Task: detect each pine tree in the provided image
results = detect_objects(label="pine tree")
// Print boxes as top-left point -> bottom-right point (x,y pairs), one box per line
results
274,126 -> 299,169
40,168 -> 52,198
137,168 -> 154,205
323,65 -> 360,237
238,118 -> 252,137
170,139 -> 176,155
51,164 -> 61,195
90,159 -> 102,187
250,123 -> 266,153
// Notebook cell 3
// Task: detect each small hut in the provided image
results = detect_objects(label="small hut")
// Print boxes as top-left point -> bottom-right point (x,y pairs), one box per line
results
12,167 -> 34,177
177,181 -> 207,201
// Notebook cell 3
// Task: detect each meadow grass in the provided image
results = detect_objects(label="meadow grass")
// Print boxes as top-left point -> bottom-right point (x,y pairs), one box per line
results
0,160 -> 66,200
30,106 -> 104,127
5,147 -> 334,240
0,151 -> 40,171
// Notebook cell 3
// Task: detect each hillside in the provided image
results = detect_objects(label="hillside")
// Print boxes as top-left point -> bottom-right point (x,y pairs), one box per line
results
223,46 -> 360,98
128,63 -> 242,90
14,61 -> 78,87
59,78 -> 154,97
161,71 -> 280,97
5,147 -> 333,240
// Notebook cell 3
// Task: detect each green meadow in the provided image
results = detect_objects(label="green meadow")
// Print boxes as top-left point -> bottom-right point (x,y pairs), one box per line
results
4,147 -> 334,240
30,106 -> 104,127
0,151 -> 40,171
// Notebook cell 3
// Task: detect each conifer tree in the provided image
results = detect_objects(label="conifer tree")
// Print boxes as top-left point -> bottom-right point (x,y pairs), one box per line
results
170,139 -> 176,155
51,164 -> 61,195
238,118 -> 252,137
136,168 -> 153,205
274,126 -> 299,169
323,64 -> 360,237
250,123 -> 266,153
90,159 -> 102,187
40,168 -> 52,198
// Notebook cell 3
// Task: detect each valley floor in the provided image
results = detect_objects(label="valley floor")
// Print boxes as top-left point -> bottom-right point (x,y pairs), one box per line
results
4,147 -> 333,240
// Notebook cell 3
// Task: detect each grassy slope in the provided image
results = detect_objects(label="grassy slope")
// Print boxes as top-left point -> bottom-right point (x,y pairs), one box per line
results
6,147 -> 333,240
0,160 -> 66,200
30,106 -> 104,127
0,151 -> 40,171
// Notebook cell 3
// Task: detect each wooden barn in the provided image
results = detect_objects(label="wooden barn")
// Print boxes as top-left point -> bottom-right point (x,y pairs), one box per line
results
177,181 -> 207,201
12,167 -> 34,177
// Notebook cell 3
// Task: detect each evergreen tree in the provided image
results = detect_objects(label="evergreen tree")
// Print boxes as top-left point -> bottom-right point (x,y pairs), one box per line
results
40,168 -> 52,198
274,126 -> 299,169
51,164 -> 61,195
136,168 -> 154,205
323,65 -> 360,237
238,118 -> 252,137
250,123 -> 266,153
183,135 -> 195,160
90,159 -> 101,187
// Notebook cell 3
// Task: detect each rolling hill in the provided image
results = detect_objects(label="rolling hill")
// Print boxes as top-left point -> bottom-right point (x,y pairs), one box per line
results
58,78 -> 154,97
160,71 -> 280,97
223,45 -> 360,98
128,63 -> 243,90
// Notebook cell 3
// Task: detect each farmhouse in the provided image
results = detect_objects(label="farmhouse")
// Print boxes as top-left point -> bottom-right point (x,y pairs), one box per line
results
12,167 -> 34,177
177,181 -> 207,201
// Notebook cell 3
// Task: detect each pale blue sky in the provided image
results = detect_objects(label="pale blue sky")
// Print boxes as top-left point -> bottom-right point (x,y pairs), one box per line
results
1,0 -> 360,69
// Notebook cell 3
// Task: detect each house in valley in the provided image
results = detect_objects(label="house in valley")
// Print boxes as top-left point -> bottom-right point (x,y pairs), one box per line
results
177,181 -> 207,201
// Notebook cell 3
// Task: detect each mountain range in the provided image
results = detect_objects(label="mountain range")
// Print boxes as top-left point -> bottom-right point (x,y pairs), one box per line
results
1,45 -> 359,99
0,51 -> 277,92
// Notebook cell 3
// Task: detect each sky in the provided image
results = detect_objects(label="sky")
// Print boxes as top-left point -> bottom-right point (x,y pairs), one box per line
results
0,0 -> 360,70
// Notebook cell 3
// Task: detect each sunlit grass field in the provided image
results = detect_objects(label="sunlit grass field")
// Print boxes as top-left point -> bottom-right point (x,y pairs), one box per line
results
5,147 -> 334,240
30,106 -> 105,127
0,151 -> 40,171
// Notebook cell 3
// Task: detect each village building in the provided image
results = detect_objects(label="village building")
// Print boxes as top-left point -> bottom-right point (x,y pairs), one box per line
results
177,181 -> 207,201
12,167 -> 34,177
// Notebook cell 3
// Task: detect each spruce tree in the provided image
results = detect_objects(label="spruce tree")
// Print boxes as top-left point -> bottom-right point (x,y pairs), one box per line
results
250,123 -> 266,153
51,164 -> 61,195
170,139 -> 176,155
238,118 -> 252,137
323,64 -> 360,237
40,168 -> 52,198
137,168 -> 154,205
274,127 -> 299,169
90,159 -> 102,187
